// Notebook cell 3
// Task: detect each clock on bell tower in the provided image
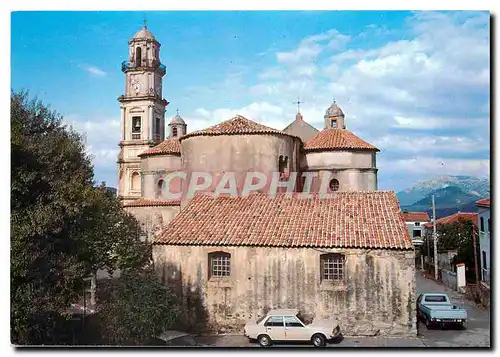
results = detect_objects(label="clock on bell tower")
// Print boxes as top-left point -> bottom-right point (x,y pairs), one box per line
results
117,23 -> 169,204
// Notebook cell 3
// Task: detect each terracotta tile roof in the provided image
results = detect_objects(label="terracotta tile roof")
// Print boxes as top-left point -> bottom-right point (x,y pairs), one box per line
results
138,138 -> 181,157
423,212 -> 478,228
402,211 -> 430,222
153,191 -> 413,250
179,115 -> 300,141
304,128 -> 379,152
123,199 -> 181,207
475,198 -> 490,208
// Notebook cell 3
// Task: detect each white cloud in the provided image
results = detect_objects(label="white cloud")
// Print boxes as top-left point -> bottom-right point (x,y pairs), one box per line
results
373,134 -> 489,154
276,29 -> 351,65
79,64 -> 107,77
63,115 -> 120,175
378,157 -> 490,178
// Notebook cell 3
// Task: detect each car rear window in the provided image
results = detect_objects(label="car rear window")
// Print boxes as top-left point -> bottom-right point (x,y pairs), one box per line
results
424,295 -> 447,302
264,316 -> 284,327
284,316 -> 304,327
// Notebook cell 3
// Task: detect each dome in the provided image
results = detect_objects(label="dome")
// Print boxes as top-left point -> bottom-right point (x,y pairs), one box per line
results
133,26 -> 156,40
324,100 -> 344,117
169,114 -> 186,125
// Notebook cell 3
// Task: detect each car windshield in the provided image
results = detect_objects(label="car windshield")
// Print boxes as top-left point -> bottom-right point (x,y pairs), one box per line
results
256,316 -> 266,324
296,313 -> 311,325
425,295 -> 447,302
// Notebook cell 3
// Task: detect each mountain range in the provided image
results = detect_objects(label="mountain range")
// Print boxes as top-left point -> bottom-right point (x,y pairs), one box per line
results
397,175 -> 490,219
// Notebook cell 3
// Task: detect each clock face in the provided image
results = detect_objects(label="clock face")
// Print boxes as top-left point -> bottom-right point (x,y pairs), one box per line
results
133,83 -> 141,94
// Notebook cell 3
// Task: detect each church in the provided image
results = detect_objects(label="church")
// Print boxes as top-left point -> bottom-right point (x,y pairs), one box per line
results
116,25 -> 416,337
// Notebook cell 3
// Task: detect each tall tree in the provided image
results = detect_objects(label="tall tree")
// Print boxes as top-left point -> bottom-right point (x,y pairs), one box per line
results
422,218 -> 479,281
11,91 -> 177,345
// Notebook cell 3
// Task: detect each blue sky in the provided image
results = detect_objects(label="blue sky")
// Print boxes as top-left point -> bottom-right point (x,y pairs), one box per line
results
11,11 -> 490,191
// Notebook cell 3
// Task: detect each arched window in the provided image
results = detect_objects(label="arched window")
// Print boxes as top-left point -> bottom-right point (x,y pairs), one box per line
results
329,179 -> 339,192
172,127 -> 178,137
156,179 -> 164,199
208,251 -> 231,278
278,155 -> 289,179
320,253 -> 345,281
135,47 -> 142,67
132,116 -> 141,140
131,172 -> 141,191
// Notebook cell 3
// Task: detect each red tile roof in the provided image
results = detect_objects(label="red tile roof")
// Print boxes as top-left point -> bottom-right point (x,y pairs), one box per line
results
153,191 -> 413,250
123,199 -> 181,207
402,211 -> 430,222
423,212 -> 478,228
475,198 -> 490,208
179,115 -> 300,141
138,138 -> 181,157
304,128 -> 379,152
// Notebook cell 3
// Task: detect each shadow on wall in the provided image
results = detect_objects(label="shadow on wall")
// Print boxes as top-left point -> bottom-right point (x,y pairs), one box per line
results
161,262 -> 210,334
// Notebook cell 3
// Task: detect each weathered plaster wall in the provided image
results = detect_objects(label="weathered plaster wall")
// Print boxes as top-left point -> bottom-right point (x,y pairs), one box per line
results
125,205 -> 181,237
153,245 -> 416,337
305,151 -> 376,170
140,155 -> 182,199
282,120 -> 319,143
179,134 -> 302,206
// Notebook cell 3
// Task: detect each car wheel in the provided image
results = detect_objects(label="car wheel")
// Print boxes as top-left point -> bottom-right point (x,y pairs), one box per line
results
312,334 -> 326,347
258,334 -> 272,347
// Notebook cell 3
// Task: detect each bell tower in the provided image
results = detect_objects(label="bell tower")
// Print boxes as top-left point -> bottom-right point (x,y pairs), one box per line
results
117,23 -> 169,203
324,100 -> 346,129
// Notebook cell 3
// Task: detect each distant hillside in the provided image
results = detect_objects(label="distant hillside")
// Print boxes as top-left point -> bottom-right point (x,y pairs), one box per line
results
397,175 -> 489,207
401,186 -> 480,219
106,187 -> 117,196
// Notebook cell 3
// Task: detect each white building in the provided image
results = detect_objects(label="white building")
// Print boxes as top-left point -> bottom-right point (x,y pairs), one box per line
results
401,211 -> 430,245
476,198 -> 490,284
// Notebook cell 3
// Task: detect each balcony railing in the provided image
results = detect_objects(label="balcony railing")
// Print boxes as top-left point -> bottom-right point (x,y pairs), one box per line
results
122,60 -> 167,75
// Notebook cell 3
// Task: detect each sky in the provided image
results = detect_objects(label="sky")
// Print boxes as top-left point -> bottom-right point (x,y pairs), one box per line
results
11,10 -> 490,191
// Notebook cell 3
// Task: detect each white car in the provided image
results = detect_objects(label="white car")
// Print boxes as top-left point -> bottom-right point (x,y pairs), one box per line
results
243,309 -> 341,347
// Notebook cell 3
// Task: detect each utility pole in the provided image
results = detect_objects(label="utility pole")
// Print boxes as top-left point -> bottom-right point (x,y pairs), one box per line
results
433,194 -> 438,280
473,224 -> 480,284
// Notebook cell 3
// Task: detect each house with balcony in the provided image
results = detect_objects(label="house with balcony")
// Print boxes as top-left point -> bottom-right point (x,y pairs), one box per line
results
476,198 -> 490,284
402,211 -> 430,245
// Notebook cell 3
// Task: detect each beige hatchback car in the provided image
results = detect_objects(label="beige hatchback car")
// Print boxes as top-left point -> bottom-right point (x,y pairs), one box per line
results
243,309 -> 341,347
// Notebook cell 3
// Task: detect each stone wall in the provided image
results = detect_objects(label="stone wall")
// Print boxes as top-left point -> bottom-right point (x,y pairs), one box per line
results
440,269 -> 458,291
153,245 -> 416,337
125,205 -> 181,238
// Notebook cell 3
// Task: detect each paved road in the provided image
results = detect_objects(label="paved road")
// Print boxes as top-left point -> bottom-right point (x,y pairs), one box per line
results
194,273 -> 490,348
416,273 -> 490,347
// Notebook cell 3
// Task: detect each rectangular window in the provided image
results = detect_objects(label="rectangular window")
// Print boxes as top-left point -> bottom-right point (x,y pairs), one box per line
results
331,120 -> 337,128
321,254 -> 345,281
264,316 -> 284,327
480,217 -> 485,232
414,222 -> 421,227
284,316 -> 304,328
413,230 -> 422,238
155,117 -> 161,140
209,252 -> 231,277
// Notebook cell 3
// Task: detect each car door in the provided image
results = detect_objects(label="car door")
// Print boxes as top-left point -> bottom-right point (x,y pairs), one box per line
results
284,315 -> 308,341
263,316 -> 286,341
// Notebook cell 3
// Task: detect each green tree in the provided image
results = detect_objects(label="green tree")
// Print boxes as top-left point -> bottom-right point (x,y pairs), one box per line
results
422,218 -> 479,281
11,91 -> 178,345
97,269 -> 180,345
